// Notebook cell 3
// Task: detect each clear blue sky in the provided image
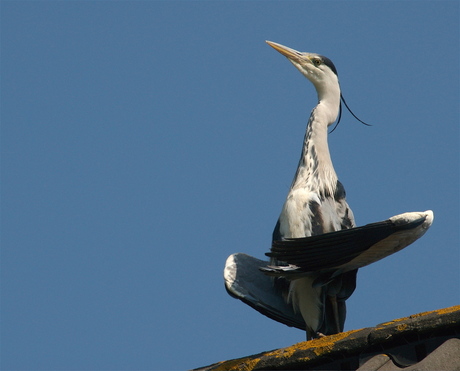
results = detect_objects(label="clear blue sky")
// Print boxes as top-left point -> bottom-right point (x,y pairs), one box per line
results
2,1 -> 459,370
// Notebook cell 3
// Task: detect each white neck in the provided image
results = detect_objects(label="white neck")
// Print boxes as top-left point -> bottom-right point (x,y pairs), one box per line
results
315,79 -> 341,126
291,96 -> 340,196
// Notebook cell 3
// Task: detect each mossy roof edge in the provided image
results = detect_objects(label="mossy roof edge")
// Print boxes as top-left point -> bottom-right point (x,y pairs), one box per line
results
194,305 -> 460,371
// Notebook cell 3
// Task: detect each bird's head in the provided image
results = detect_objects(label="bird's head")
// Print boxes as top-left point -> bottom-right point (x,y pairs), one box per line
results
266,41 -> 340,106
266,40 -> 371,130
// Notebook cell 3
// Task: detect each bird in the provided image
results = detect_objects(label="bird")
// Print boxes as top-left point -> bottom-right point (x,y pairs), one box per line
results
224,41 -> 433,340
265,41 -> 359,339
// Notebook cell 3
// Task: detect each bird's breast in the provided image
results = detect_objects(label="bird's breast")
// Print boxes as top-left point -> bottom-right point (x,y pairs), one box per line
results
278,189 -> 342,239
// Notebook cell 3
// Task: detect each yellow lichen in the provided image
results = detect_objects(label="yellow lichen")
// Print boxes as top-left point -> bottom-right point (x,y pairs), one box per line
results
308,330 -> 362,356
416,305 -> 460,318
212,356 -> 261,371
224,327 -> 363,369
268,344 -> 299,359
259,329 -> 363,360
373,305 -> 460,336
378,317 -> 406,327
210,306 -> 460,370
396,324 -> 408,332
379,305 -> 460,326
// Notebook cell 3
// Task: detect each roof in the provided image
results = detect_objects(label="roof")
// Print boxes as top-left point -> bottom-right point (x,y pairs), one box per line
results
194,305 -> 460,371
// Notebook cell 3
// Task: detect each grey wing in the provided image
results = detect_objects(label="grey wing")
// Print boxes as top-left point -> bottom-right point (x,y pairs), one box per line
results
261,210 -> 433,335
261,211 -> 434,276
224,253 -> 306,330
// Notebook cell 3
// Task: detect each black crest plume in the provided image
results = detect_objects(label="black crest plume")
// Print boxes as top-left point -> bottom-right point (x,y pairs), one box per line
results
329,94 -> 372,133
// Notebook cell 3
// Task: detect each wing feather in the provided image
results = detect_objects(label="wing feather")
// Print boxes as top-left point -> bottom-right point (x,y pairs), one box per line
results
261,211 -> 433,276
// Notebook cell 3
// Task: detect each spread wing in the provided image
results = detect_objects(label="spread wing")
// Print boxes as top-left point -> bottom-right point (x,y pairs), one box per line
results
224,253 -> 306,330
261,210 -> 434,277
224,211 -> 433,330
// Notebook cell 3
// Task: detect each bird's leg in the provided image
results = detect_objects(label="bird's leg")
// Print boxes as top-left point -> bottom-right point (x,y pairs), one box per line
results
329,295 -> 341,333
307,331 -> 326,341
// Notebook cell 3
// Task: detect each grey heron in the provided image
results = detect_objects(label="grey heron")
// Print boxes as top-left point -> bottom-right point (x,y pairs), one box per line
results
224,41 -> 433,340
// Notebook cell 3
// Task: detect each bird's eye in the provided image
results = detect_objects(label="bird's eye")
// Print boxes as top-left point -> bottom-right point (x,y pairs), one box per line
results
312,58 -> 322,67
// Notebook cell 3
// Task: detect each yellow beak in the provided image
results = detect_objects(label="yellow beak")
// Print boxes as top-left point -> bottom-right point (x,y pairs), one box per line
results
266,41 -> 304,62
